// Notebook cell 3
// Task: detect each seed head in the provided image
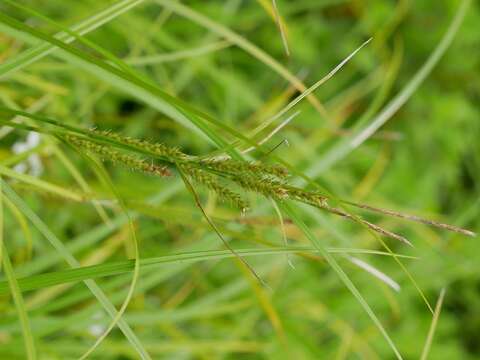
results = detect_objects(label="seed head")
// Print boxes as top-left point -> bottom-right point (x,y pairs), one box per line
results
66,135 -> 171,177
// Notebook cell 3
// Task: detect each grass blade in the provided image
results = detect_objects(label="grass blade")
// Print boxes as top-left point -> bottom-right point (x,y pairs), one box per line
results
1,178 -> 37,359
347,256 -> 400,292
1,248 -> 37,359
420,288 -> 446,360
0,247 -> 416,295
270,0 -> 290,56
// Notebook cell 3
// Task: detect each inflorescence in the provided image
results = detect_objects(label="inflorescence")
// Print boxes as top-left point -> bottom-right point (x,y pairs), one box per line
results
63,128 -> 475,244
66,135 -> 171,177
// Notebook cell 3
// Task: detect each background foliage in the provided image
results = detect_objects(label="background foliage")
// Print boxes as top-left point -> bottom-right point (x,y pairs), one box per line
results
0,0 -> 479,359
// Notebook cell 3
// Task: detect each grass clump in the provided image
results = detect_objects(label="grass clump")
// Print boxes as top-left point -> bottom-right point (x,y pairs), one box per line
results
0,0 -> 478,359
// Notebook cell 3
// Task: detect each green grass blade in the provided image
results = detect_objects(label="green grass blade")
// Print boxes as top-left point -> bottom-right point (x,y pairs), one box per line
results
1,248 -> 37,359
270,0 -> 290,56
0,247 -> 416,296
420,288 -> 446,360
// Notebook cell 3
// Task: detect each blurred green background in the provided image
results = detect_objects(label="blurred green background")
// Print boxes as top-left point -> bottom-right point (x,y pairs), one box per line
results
0,0 -> 479,359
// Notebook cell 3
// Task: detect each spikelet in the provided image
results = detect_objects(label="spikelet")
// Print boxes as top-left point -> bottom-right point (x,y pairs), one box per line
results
181,165 -> 249,211
66,135 -> 171,177
229,171 -> 329,208
285,186 -> 329,208
232,174 -> 289,199
200,158 -> 288,179
91,129 -> 188,161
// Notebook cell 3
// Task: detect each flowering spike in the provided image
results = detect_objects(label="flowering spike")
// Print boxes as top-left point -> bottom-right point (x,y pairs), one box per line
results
66,135 -> 171,177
